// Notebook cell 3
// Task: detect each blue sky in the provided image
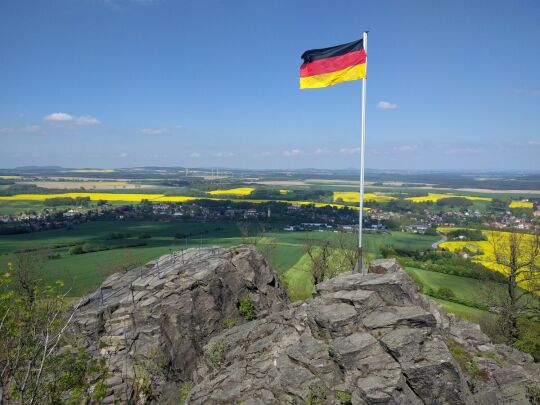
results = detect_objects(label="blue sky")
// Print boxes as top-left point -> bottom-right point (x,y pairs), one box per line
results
0,0 -> 539,170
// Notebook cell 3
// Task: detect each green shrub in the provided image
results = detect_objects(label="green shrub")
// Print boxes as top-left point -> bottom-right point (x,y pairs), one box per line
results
336,390 -> 352,404
205,338 -> 229,370
514,317 -> 540,362
222,318 -> 237,329
306,384 -> 326,405
239,295 -> 257,321
179,383 -> 192,404
465,359 -> 480,381
437,287 -> 455,300
69,245 -> 84,255
527,385 -> 540,404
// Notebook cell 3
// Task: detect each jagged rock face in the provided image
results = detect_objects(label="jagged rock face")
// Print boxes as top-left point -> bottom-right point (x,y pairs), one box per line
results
73,246 -> 289,403
188,271 -> 469,404
188,260 -> 540,405
76,250 -> 539,404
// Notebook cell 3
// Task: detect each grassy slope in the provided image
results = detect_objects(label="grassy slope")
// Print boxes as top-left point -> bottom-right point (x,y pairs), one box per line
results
432,298 -> 489,324
404,267 -> 500,323
404,267 -> 503,307
281,253 -> 314,301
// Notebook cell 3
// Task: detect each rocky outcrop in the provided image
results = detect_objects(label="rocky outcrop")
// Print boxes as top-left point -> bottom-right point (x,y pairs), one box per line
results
188,259 -> 539,405
73,246 -> 289,403
75,251 -> 539,404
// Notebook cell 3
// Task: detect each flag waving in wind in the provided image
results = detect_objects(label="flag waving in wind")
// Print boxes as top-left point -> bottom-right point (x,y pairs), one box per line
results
300,38 -> 366,89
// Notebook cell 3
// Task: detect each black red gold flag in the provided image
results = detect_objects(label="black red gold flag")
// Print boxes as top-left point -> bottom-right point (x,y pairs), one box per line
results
300,39 -> 366,89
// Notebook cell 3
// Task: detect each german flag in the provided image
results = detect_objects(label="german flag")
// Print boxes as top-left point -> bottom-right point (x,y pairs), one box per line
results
300,39 -> 366,89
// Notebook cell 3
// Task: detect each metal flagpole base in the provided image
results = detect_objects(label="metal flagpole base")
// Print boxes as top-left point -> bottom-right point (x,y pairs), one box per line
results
354,248 -> 367,275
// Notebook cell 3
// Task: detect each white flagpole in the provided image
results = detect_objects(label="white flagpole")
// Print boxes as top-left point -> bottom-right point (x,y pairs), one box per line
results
357,31 -> 368,275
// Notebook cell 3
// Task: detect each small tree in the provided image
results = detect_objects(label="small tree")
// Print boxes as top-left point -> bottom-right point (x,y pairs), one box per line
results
335,230 -> 360,274
0,263 -> 107,404
487,231 -> 540,343
12,249 -> 48,304
105,249 -> 142,275
305,237 -> 335,285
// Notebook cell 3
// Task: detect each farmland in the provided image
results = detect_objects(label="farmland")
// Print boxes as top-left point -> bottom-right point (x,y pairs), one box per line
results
0,192 -> 360,214
207,187 -> 255,196
0,167 -> 538,325
333,191 -> 395,203
0,221 -> 437,298
405,193 -> 492,203
509,201 -> 534,209
438,228 -> 540,291
404,267 -> 495,323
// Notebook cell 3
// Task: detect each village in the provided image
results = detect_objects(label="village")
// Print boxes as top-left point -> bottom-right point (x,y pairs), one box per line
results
1,195 -> 538,237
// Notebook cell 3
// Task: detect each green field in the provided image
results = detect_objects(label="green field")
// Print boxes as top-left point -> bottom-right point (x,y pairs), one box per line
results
432,298 -> 490,324
261,231 -> 439,300
404,266 -> 504,324
0,221 -> 438,298
404,267 -> 502,308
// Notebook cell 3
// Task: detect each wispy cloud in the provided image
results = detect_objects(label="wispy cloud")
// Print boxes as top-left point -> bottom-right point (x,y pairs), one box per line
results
527,140 -> 540,146
140,127 -> 170,135
213,152 -> 235,157
119,152 -> 128,158
514,89 -> 540,96
43,112 -> 100,125
0,125 -> 41,134
339,147 -> 360,155
77,116 -> 100,125
189,152 -> 200,158
282,149 -> 303,156
376,101 -> 398,110
392,144 -> 417,152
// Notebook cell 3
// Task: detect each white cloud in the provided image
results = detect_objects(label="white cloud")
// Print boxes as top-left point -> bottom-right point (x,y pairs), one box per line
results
527,140 -> 540,146
392,144 -> 417,152
282,149 -> 303,157
213,152 -> 235,157
77,115 -> 100,125
140,127 -> 170,135
43,112 -> 100,125
376,101 -> 398,110
0,125 -> 41,134
119,152 -> 128,158
189,152 -> 200,158
314,148 -> 335,155
339,147 -> 360,155
254,151 -> 273,157
44,112 -> 74,122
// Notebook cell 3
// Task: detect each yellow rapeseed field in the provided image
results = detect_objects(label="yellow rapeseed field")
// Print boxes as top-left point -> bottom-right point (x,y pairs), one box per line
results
62,169 -> 115,173
439,228 -> 539,291
0,176 -> 21,180
207,187 -> 255,196
154,196 -> 198,202
0,193 -> 164,202
279,189 -> 289,195
333,191 -> 395,203
509,201 -> 534,209
0,193 -> 368,211
406,193 -> 491,203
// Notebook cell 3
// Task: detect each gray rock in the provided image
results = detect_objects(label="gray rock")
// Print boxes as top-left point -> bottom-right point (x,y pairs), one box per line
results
73,246 -> 289,402
368,258 -> 401,274
73,246 -> 539,404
